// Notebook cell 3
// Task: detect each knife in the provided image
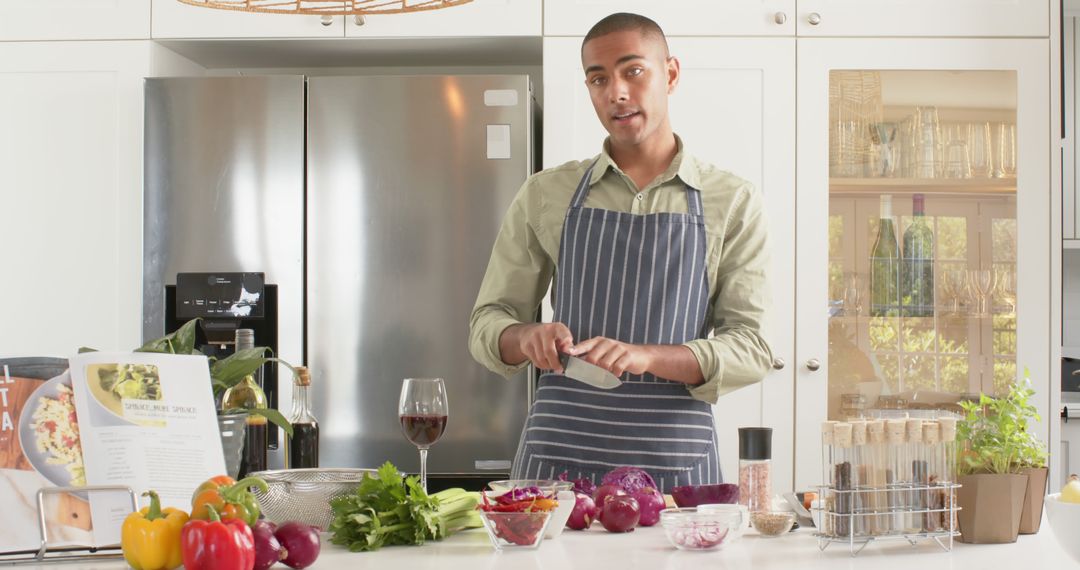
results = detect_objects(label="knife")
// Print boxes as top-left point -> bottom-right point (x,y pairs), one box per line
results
560,354 -> 623,390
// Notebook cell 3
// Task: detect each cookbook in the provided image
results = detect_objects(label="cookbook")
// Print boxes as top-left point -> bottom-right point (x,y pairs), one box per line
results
0,352 -> 225,554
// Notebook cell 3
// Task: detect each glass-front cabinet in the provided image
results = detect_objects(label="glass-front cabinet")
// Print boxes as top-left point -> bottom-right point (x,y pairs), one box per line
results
794,39 -> 1050,490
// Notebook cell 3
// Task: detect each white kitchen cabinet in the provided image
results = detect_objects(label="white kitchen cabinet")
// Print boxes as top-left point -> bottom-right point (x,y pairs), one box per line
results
345,0 -> 540,38
794,38 -> 1051,490
151,0 -> 345,39
0,41 -> 203,358
0,0 -> 149,40
543,37 -> 797,491
795,0 -> 1049,37
544,0 -> 795,36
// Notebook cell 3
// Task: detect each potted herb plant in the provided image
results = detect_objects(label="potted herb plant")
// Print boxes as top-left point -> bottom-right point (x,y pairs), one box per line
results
132,318 -> 293,432
955,371 -> 1048,543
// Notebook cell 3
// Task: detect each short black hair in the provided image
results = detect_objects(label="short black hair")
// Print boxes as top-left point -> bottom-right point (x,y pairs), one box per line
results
582,12 -> 669,56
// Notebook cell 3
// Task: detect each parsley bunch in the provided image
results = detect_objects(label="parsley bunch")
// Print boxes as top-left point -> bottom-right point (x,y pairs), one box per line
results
329,462 -> 482,552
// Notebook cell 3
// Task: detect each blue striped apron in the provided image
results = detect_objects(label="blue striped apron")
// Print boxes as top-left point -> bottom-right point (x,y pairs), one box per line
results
511,162 -> 721,492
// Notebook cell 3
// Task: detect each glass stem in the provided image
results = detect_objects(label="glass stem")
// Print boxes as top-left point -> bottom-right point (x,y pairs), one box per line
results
419,447 -> 429,493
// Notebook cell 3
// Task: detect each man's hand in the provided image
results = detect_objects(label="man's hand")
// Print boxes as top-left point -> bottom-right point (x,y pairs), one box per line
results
499,322 -> 575,372
571,338 -> 706,386
570,337 -> 653,378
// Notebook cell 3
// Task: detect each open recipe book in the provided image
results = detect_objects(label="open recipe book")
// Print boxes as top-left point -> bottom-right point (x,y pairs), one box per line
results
0,352 -> 225,554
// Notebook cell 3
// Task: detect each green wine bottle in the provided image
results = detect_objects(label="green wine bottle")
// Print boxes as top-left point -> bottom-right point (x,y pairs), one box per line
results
870,195 -> 901,316
902,194 -> 935,317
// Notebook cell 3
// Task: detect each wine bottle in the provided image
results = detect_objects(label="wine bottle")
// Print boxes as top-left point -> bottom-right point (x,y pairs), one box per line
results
870,195 -> 901,316
222,331 -> 269,478
285,366 -> 320,469
902,194 -> 935,317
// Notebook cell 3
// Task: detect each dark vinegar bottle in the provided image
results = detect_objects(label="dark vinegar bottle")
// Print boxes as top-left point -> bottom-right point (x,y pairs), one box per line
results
286,366 -> 319,469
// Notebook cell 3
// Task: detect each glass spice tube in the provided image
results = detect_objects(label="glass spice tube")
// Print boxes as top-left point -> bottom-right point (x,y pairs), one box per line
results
885,419 -> 907,535
851,420 -> 869,537
867,420 -> 887,536
833,422 -> 853,538
821,421 -> 837,536
922,421 -> 941,533
905,418 -> 924,533
938,417 -> 959,531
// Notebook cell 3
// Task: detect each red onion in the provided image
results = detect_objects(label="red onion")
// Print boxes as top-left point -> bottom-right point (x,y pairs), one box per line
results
593,485 -> 627,509
566,492 -> 597,530
600,495 -> 640,533
631,487 -> 665,527
253,520 -> 286,570
274,521 -> 321,569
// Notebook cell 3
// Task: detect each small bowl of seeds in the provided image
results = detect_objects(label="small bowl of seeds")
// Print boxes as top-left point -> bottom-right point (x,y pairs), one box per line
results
750,511 -> 796,537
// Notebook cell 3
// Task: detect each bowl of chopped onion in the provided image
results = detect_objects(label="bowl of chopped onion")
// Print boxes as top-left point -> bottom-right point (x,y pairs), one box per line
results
659,507 -> 741,551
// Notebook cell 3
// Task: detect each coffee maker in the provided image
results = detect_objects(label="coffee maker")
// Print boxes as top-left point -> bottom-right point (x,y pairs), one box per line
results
164,271 -> 280,447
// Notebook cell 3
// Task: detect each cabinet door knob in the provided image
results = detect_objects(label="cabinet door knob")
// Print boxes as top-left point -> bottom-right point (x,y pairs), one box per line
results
774,12 -> 787,25
320,15 -> 334,26
772,357 -> 786,370
806,358 -> 822,371
807,12 -> 822,25
354,15 -> 366,26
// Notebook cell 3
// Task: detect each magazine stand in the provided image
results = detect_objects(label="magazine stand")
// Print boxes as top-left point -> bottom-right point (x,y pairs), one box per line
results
0,485 -> 136,566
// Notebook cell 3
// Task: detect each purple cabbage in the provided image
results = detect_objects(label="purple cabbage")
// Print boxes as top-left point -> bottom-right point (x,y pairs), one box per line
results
496,486 -> 544,505
601,467 -> 658,494
557,471 -> 597,496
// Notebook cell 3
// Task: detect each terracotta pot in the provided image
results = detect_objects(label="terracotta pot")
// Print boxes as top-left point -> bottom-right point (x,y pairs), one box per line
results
957,473 -> 1029,543
1019,466 -> 1049,534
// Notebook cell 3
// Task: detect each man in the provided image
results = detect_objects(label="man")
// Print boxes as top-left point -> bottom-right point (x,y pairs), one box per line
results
468,13 -> 772,491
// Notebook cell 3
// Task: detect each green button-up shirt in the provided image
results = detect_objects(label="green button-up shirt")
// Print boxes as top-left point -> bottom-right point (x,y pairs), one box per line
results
468,136 -> 773,404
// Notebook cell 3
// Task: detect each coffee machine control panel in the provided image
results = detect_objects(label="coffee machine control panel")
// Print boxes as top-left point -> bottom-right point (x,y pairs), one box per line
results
176,272 -> 265,319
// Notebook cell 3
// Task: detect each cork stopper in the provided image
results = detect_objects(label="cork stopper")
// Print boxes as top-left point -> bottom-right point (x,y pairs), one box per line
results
923,421 -> 940,445
867,420 -> 886,444
851,420 -> 868,446
905,418 -> 924,443
294,366 -> 312,387
834,422 -> 853,448
886,419 -> 907,444
822,421 -> 837,446
938,417 -> 958,442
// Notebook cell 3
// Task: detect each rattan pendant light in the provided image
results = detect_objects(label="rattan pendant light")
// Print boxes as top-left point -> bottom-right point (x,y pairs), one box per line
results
176,0 -> 473,16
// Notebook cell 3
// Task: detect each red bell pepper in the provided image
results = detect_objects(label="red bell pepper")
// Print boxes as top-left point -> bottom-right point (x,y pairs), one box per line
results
181,505 -> 255,570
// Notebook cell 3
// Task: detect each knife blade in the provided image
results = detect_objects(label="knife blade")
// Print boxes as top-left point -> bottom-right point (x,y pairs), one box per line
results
560,354 -> 622,390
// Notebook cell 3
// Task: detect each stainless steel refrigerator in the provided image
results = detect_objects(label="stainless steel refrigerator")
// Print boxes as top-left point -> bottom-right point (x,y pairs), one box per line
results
144,75 -> 535,478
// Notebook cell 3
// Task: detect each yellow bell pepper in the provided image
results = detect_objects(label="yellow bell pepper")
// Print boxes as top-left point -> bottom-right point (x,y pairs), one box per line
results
121,490 -> 189,570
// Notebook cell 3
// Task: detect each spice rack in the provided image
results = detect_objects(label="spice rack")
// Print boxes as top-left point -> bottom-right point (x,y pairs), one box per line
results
813,482 -> 961,556
813,417 -> 961,556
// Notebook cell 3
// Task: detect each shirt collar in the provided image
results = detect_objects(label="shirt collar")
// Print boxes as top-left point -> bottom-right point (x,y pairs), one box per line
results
588,134 -> 702,190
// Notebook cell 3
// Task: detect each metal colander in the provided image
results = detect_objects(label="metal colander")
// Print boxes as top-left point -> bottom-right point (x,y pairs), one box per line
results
249,468 -> 376,530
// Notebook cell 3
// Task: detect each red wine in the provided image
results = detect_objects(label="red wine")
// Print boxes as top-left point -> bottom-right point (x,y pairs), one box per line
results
286,422 -> 320,469
400,414 -> 447,447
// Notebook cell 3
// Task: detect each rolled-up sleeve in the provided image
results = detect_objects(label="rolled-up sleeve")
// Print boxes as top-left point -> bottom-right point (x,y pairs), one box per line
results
684,183 -> 774,404
468,178 -> 555,378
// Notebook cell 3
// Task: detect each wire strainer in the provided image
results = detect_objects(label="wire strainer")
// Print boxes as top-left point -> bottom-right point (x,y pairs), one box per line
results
248,468 -> 376,530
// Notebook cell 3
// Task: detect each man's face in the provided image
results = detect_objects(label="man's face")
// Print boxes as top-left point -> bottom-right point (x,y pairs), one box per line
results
581,30 -> 678,149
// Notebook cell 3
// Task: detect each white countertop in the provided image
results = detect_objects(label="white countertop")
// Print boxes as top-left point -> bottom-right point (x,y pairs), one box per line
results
9,518 -> 1078,570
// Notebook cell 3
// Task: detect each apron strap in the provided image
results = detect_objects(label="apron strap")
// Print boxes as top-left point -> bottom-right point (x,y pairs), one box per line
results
569,160 -> 599,209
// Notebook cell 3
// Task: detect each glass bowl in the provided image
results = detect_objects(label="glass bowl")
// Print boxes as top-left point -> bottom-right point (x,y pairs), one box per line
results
487,479 -> 574,494
479,510 -> 553,550
659,507 -> 740,551
750,511 -> 797,537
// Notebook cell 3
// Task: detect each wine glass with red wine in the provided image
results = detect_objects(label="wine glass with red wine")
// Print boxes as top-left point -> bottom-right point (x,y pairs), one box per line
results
398,377 -> 448,493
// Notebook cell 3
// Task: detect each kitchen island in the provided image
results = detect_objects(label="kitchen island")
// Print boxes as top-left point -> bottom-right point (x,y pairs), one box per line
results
12,519 -> 1077,570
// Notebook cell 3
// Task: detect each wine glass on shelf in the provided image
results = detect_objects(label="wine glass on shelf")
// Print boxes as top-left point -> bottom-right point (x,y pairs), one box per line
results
967,269 -> 999,317
399,377 -> 448,493
998,267 -> 1017,316
939,268 -> 967,315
